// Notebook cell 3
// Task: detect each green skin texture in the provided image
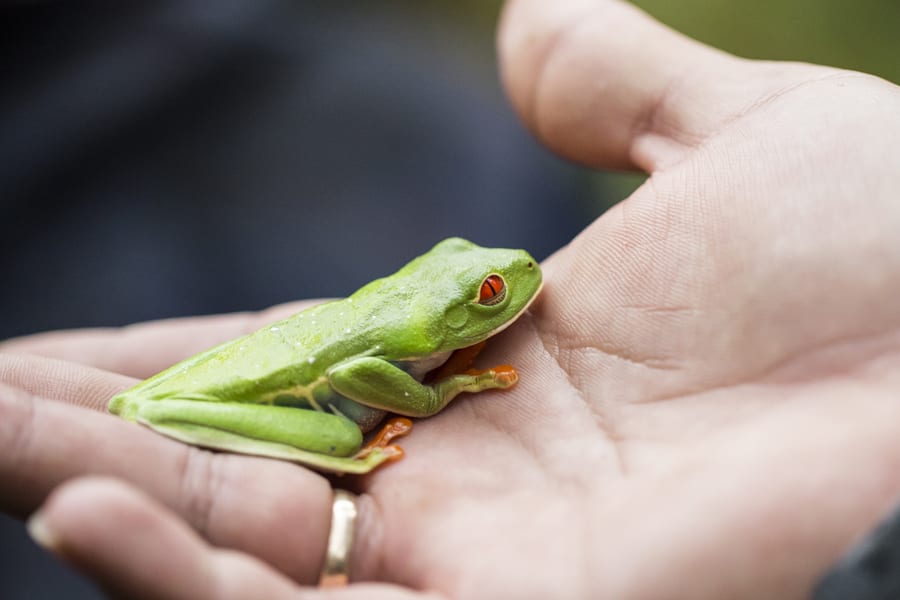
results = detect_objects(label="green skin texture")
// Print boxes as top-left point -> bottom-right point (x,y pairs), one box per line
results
108,238 -> 542,474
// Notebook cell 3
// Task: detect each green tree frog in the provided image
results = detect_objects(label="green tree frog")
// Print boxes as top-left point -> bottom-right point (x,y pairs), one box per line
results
109,238 -> 542,474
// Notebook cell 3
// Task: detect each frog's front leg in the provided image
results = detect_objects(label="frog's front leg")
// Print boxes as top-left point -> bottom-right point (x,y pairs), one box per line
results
328,357 -> 518,417
129,398 -> 398,474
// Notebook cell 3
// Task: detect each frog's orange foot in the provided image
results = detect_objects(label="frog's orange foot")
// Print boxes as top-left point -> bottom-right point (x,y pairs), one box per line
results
379,444 -> 405,462
492,365 -> 518,387
466,364 -> 519,388
355,417 -> 412,460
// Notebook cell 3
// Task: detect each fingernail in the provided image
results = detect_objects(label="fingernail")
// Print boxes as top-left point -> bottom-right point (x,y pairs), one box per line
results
26,511 -> 60,551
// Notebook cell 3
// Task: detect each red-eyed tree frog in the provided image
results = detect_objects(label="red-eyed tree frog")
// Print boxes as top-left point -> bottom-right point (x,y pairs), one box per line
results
109,238 -> 543,474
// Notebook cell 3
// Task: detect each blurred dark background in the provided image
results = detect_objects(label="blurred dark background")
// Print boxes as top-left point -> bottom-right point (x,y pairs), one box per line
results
2,1 -> 899,598
0,1 -> 588,341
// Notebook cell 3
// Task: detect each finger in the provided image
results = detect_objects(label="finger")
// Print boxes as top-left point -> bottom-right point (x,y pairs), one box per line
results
0,300 -> 318,379
497,0 -> 829,171
0,353 -> 134,411
30,478 -> 434,600
0,379 -> 335,583
30,477 -> 299,600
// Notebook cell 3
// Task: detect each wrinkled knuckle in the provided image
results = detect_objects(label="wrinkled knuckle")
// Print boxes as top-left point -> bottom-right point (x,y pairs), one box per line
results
0,384 -> 38,469
175,447 -> 223,538
351,492 -> 387,582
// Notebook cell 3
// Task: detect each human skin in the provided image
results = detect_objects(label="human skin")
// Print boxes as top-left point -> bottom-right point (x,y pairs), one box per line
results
3,0 -> 900,598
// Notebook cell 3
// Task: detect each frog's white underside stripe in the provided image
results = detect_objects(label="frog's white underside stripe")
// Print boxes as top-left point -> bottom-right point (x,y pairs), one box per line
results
482,279 -> 542,339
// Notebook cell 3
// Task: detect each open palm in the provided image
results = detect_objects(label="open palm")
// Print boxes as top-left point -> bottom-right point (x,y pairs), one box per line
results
3,1 -> 900,598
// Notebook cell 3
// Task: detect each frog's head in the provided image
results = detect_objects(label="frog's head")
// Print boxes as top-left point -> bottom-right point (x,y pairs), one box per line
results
404,237 -> 543,350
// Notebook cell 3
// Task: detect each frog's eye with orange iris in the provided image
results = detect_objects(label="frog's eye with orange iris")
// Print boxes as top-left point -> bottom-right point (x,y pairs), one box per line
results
478,274 -> 506,306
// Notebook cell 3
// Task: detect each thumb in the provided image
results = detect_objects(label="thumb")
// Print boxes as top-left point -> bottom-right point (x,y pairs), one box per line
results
497,0 -> 811,172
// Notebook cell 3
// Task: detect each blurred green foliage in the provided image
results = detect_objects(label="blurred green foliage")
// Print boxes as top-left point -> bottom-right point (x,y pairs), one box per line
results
632,0 -> 900,83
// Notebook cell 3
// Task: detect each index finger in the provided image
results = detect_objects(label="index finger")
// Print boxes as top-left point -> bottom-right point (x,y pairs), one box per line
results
0,300 -> 320,379
0,359 -> 337,583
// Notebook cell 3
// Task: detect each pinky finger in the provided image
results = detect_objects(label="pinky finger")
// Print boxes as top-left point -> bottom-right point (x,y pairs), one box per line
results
28,477 -> 428,600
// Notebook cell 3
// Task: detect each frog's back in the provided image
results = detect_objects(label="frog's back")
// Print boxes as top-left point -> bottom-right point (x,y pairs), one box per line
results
114,298 -> 380,407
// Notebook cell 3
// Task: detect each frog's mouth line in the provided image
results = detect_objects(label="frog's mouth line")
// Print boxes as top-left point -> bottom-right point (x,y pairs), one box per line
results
479,279 -> 544,342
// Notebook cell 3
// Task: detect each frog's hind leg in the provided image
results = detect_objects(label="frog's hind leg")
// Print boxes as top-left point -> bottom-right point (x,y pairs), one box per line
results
134,399 -> 397,474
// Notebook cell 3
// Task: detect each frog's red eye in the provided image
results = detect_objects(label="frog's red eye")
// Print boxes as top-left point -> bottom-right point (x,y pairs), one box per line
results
478,275 -> 506,306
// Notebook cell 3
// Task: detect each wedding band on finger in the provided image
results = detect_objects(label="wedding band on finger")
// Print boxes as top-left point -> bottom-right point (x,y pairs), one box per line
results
319,489 -> 358,588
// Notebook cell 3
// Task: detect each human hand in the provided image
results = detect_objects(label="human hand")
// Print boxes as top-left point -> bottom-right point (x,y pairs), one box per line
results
4,0 -> 900,598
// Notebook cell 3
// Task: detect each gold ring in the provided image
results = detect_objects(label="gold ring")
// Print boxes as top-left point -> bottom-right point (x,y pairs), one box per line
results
319,489 -> 358,587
